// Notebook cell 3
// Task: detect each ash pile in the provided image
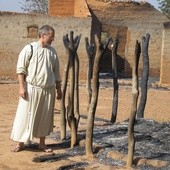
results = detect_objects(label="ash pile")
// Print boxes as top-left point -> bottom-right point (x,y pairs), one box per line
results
33,119 -> 170,170
93,118 -> 170,169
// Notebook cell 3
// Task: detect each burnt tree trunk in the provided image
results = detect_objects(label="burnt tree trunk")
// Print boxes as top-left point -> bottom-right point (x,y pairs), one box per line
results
127,40 -> 141,166
110,36 -> 119,123
137,33 -> 150,119
85,37 -> 95,112
86,35 -> 110,156
60,34 -> 70,140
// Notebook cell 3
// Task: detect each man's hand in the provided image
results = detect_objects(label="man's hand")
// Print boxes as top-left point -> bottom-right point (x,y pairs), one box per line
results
19,84 -> 28,100
18,73 -> 28,100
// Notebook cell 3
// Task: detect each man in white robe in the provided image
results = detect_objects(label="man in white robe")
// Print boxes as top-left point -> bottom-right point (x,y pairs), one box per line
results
11,25 -> 62,152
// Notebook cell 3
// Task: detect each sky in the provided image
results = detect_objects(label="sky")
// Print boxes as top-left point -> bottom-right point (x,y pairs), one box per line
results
0,0 -> 160,13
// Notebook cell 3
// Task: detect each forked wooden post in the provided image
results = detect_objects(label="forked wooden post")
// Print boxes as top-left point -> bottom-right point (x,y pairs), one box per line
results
60,31 -> 81,147
85,35 -> 110,156
68,31 -> 76,147
60,34 -> 70,140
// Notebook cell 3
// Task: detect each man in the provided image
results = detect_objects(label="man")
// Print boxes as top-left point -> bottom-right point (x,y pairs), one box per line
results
11,25 -> 62,153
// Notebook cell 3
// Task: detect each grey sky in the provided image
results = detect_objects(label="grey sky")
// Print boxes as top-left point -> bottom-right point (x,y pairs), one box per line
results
0,0 -> 160,13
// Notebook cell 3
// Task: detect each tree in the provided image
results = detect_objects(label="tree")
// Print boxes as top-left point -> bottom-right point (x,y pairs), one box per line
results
20,0 -> 48,15
158,0 -> 170,19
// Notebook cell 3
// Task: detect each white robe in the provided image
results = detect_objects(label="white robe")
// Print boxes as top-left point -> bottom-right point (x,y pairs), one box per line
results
11,42 -> 61,143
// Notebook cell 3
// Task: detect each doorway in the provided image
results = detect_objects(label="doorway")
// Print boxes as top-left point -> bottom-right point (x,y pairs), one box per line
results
100,24 -> 128,78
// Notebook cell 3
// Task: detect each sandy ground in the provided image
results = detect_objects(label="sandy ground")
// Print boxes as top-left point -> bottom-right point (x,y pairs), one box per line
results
0,82 -> 170,169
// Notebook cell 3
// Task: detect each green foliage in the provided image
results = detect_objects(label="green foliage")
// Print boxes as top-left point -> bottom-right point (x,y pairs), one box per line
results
20,0 -> 48,15
158,0 -> 170,19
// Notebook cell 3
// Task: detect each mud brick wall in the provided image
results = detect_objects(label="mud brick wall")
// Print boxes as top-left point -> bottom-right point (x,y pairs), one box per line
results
87,0 -> 169,77
48,0 -> 90,17
48,0 -> 75,16
160,22 -> 170,86
74,0 -> 91,17
0,12 -> 91,81
0,1 -> 170,84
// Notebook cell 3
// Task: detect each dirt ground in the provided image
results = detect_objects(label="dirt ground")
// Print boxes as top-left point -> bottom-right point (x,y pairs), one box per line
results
0,81 -> 170,170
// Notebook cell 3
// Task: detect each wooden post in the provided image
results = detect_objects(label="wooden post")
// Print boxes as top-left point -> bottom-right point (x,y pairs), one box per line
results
60,31 -> 81,147
127,40 -> 141,166
74,52 -> 80,129
86,35 -> 110,156
137,33 -> 150,118
85,37 -> 95,112
110,35 -> 119,123
68,31 -> 76,147
60,34 -> 70,140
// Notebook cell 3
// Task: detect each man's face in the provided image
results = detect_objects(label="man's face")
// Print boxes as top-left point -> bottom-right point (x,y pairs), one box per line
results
42,31 -> 55,45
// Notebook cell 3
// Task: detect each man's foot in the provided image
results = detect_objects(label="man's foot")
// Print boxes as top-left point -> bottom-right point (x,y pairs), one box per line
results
11,146 -> 24,152
38,146 -> 53,153
39,137 -> 53,153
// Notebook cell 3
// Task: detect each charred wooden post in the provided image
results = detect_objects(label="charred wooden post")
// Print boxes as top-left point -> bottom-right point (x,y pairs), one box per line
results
110,35 -> 119,123
137,33 -> 150,119
127,40 -> 141,166
85,37 -> 95,112
68,31 -> 76,147
86,35 -> 110,156
60,34 -> 70,140
68,32 -> 81,148
74,52 -> 80,129
61,31 -> 81,147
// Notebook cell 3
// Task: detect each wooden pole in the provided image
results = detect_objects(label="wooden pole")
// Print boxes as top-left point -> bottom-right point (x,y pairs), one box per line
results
86,35 -> 110,156
60,31 -> 81,147
110,35 -> 119,123
127,40 -> 141,166
85,37 -> 94,112
60,34 -> 70,140
137,33 -> 150,118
